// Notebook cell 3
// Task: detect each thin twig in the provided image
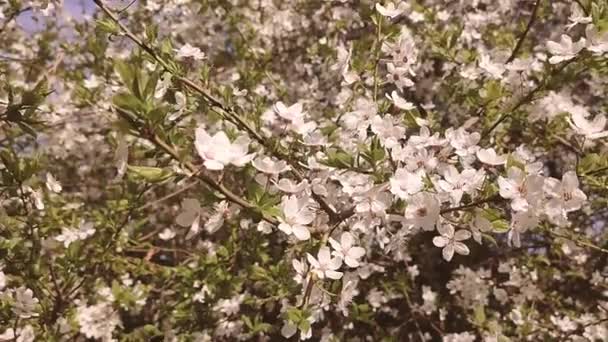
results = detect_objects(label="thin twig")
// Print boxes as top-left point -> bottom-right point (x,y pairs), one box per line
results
506,0 -> 542,64
440,194 -> 503,214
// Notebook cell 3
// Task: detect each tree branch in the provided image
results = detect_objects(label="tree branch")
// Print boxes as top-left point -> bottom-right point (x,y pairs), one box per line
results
506,0 -> 542,64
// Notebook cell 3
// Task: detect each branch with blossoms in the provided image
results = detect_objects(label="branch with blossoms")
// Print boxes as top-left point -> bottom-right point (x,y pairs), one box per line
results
4,0 -> 608,340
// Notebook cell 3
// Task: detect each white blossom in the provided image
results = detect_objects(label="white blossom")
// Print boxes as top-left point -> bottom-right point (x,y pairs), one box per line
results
307,246 -> 343,280
433,224 -> 471,261
375,1 -> 409,18
195,126 -> 255,170
278,195 -> 314,240
174,43 -> 206,60
546,34 -> 586,64
329,232 -> 366,267
404,192 -> 440,231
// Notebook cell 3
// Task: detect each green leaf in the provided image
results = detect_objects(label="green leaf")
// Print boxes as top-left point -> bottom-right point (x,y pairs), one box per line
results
491,219 -> 509,234
96,18 -> 120,35
113,93 -> 146,115
127,165 -> 174,183
473,304 -> 486,326
115,60 -> 135,87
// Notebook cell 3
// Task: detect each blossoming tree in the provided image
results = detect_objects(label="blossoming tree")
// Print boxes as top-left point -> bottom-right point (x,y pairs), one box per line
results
1,0 -> 608,340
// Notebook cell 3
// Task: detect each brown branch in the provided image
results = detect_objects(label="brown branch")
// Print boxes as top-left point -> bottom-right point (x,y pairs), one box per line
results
440,194 -> 504,214
506,0 -> 542,64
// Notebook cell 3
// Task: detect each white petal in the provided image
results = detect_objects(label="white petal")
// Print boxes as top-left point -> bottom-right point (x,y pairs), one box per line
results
433,236 -> 450,248
325,270 -> 344,280
454,242 -> 470,256
293,225 -> 311,240
442,244 -> 455,261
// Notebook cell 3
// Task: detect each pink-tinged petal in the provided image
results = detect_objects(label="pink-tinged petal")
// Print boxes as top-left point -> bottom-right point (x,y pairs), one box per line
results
433,236 -> 450,248
292,225 -> 311,241
341,232 -> 354,249
211,131 -> 231,146
511,197 -> 528,212
231,153 -> 255,167
306,253 -> 319,268
203,160 -> 225,170
454,242 -> 470,256
442,244 -> 455,262
318,247 -> 332,263
328,237 -> 341,252
188,215 -> 201,238
348,247 -> 366,260
277,223 -> 292,235
562,171 -> 579,190
498,177 -> 515,199
345,256 -> 360,268
325,270 -> 343,280
454,229 -> 472,241
329,256 -> 343,270
437,223 -> 454,238
281,323 -> 297,338
508,229 -> 521,248
282,196 -> 299,218
295,209 -> 315,225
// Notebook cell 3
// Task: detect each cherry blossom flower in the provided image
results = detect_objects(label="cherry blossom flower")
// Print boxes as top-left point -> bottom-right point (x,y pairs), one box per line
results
274,101 -> 306,122
353,185 -> 392,215
386,62 -> 414,88
445,127 -> 480,157
476,148 -> 507,166
195,126 -> 255,170
306,246 -> 343,280
205,201 -> 231,235
76,302 -> 121,341
390,168 -> 424,200
45,172 -> 62,193
567,3 -> 592,30
114,134 -> 129,180
404,192 -> 440,231
432,224 -> 471,261
329,232 -> 366,267
386,90 -> 415,110
567,111 -> 608,140
469,214 -> 492,244
278,195 -> 314,240
158,228 -> 176,241
546,34 -> 586,64
498,167 -> 544,211
375,1 -> 409,19
370,114 -> 405,148
292,258 -> 308,284
509,210 -> 539,247
273,102 -> 317,135
333,44 -> 360,85
479,53 -> 505,79
274,178 -> 309,194
544,171 -> 587,225
585,25 -> 608,54
436,165 -> 485,204
13,287 -> 39,319
55,221 -> 96,248
252,156 -> 290,175
174,43 -> 206,60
